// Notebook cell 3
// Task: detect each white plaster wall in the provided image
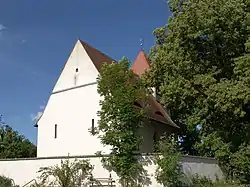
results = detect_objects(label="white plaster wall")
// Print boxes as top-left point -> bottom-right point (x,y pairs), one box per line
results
37,84 -> 111,157
0,156 -> 223,187
52,40 -> 98,93
37,40 -> 110,157
0,157 -> 112,186
37,86 -> 172,157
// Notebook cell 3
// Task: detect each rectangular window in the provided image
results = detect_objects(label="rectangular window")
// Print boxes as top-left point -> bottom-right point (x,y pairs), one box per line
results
91,119 -> 94,134
54,124 -> 57,139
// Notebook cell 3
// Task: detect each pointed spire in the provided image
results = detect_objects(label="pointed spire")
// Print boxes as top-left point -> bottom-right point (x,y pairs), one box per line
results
131,50 -> 150,76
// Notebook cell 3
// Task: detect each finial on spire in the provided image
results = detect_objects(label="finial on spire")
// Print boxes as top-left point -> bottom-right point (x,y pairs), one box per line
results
0,114 -> 5,125
140,38 -> 144,50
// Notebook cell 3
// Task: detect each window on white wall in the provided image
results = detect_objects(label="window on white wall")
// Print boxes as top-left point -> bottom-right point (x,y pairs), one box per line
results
89,118 -> 98,136
54,124 -> 57,139
91,119 -> 94,134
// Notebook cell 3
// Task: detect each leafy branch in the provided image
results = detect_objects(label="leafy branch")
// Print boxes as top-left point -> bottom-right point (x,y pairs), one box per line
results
96,57 -> 149,186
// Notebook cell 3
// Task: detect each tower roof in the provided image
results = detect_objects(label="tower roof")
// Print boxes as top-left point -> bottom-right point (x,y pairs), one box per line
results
131,50 -> 150,76
131,50 -> 179,128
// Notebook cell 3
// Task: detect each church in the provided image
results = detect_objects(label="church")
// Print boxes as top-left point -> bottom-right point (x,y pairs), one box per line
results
0,40 -> 222,187
35,39 -> 179,157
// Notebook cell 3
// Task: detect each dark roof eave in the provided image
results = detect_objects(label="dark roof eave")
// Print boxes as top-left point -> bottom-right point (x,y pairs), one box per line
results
149,117 -> 179,129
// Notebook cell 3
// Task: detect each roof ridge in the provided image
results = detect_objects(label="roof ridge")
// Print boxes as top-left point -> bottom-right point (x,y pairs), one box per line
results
79,39 -> 116,72
79,39 -> 116,62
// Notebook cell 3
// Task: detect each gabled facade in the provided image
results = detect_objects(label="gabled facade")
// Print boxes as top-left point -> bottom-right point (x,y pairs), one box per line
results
36,40 -> 178,157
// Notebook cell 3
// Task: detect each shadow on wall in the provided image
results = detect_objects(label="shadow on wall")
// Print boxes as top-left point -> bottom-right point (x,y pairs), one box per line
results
180,155 -> 224,181
138,154 -> 224,183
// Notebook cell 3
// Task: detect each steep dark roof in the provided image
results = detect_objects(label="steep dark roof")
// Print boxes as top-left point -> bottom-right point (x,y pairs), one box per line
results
147,97 -> 179,128
80,40 -> 116,71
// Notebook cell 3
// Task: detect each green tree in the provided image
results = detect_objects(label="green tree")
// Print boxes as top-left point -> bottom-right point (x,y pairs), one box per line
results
145,0 -> 250,182
230,144 -> 250,185
38,158 -> 93,187
0,124 -> 36,158
96,57 -> 149,186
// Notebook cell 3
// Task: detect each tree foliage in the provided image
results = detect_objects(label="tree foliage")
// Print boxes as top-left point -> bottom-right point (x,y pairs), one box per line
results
96,57 -> 149,186
37,158 -> 93,187
155,134 -> 183,187
0,122 -> 36,158
154,135 -> 241,187
230,143 -> 250,185
0,175 -> 18,187
145,0 -> 250,183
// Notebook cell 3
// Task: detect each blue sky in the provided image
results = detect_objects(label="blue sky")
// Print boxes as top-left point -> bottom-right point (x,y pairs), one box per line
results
0,0 -> 171,144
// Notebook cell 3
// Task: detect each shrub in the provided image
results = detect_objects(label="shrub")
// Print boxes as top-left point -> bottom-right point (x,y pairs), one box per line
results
37,158 -> 93,187
0,175 -> 18,187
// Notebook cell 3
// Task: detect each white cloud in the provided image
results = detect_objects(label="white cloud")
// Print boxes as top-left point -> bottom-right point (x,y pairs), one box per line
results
31,105 -> 45,123
0,24 -> 6,31
0,24 -> 6,39
39,105 -> 45,110
21,39 -> 27,44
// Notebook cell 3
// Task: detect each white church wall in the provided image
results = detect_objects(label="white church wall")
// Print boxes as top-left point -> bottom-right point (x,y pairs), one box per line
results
37,40 -> 111,157
37,83 -> 112,157
52,40 -> 99,93
0,155 -> 223,187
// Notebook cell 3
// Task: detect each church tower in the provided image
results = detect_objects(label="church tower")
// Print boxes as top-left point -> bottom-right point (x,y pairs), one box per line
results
131,50 -> 157,98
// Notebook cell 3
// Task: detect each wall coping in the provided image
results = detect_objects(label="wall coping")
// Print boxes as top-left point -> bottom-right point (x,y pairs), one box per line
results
0,153 -> 217,163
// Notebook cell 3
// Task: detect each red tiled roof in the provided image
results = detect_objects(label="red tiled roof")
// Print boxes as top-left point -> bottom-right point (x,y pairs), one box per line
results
131,50 -> 150,76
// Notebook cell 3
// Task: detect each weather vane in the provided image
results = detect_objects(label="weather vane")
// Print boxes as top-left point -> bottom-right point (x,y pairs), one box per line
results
0,114 -> 4,125
140,38 -> 144,50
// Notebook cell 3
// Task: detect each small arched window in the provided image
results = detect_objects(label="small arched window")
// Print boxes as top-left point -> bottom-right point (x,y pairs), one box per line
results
155,111 -> 164,116
134,102 -> 142,108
